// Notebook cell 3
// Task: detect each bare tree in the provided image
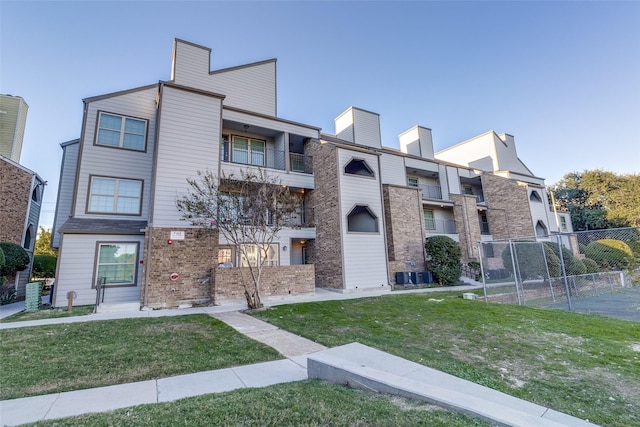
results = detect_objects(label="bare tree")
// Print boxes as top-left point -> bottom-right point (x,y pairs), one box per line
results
176,168 -> 300,309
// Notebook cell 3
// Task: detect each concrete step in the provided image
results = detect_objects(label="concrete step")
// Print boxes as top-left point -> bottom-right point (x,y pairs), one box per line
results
308,343 -> 596,427
95,302 -> 140,314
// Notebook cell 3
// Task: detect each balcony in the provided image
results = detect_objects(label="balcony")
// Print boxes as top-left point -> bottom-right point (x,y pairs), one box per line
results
282,207 -> 314,228
289,152 -> 313,174
425,219 -> 457,235
480,221 -> 490,235
408,183 -> 443,200
222,141 -> 312,174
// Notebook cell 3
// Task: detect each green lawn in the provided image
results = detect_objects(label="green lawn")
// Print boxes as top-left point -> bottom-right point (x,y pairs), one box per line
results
25,380 -> 490,427
0,315 -> 281,400
1,305 -> 94,322
252,292 -> 640,427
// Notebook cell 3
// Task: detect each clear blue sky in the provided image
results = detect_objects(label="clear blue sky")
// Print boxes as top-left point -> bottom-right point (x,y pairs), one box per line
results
2,1 -> 639,230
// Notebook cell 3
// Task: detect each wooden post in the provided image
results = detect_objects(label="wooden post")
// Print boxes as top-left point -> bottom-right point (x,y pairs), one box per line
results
67,291 -> 74,312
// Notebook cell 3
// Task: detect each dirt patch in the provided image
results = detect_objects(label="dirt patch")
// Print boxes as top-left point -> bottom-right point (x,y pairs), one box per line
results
386,395 -> 438,412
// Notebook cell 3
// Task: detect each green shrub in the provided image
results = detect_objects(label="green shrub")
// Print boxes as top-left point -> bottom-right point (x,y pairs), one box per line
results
425,236 -> 462,286
582,258 -> 600,274
0,242 -> 30,277
502,242 -> 561,280
0,278 -> 16,305
584,239 -> 633,269
32,254 -> 57,278
543,241 -> 589,276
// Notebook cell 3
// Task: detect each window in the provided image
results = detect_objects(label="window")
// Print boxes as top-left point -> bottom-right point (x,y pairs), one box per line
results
218,248 -> 232,266
23,225 -> 33,249
535,220 -> 548,237
240,244 -> 279,267
347,205 -> 378,233
232,136 -> 265,166
97,112 -> 147,151
423,210 -> 436,230
530,190 -> 542,202
463,185 -> 474,195
89,176 -> 142,214
559,216 -> 568,231
407,177 -> 419,187
95,243 -> 138,286
344,158 -> 374,177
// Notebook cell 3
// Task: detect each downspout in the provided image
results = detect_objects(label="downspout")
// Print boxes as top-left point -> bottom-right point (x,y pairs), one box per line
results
142,82 -> 164,308
376,153 -> 391,288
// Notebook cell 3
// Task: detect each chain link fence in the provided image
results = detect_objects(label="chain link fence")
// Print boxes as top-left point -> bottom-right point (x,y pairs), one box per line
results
477,227 -> 640,321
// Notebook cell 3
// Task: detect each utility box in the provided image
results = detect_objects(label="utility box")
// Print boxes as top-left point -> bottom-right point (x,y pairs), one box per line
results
25,282 -> 41,311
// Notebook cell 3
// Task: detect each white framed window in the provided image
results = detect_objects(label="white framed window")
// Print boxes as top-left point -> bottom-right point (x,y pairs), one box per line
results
232,136 -> 265,166
95,242 -> 138,286
88,176 -> 142,215
240,243 -> 279,267
96,112 -> 147,151
218,248 -> 233,266
423,210 -> 436,230
407,177 -> 419,187
559,216 -> 568,231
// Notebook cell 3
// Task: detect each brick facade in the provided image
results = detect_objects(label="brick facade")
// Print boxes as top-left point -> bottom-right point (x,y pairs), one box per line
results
309,142 -> 344,289
0,161 -> 32,244
143,227 -> 218,309
451,194 -> 482,262
213,264 -> 315,304
382,184 -> 426,283
482,174 -> 534,239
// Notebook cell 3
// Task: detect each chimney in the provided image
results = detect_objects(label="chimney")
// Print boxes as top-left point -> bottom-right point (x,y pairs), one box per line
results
399,126 -> 434,159
334,106 -> 381,148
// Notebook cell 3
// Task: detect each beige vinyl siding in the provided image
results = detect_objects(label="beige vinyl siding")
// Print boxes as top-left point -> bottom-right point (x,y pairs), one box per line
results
379,152 -> 406,186
446,166 -> 461,195
54,234 -> 143,307
337,149 -> 388,290
52,141 -> 79,248
74,88 -> 157,219
220,162 -> 314,190
335,110 -> 355,143
152,85 -> 222,227
172,40 -> 276,116
404,157 -> 439,175
352,108 -> 382,148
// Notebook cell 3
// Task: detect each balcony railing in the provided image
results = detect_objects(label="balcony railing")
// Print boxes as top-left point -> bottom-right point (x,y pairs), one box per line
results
222,141 -> 313,174
425,219 -> 457,234
222,141 -> 285,170
480,221 -> 490,235
221,207 -> 314,228
289,152 -> 313,174
409,183 -> 443,200
282,207 -> 314,228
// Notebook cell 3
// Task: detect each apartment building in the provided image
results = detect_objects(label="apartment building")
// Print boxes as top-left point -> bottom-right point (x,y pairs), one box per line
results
51,39 -> 569,309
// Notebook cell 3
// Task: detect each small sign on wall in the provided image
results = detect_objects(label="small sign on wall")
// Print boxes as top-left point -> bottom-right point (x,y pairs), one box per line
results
170,231 -> 185,240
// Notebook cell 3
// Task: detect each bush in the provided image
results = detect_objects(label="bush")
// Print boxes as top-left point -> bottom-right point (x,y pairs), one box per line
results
0,277 -> 16,305
32,255 -> 57,278
502,242 -> 561,280
0,242 -> 30,277
584,239 -> 633,269
425,236 -> 462,286
582,258 -> 600,274
543,242 -> 587,276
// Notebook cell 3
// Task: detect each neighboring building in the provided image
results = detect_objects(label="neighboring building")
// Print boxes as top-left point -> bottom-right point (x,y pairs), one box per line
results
0,95 -> 29,163
0,155 -> 45,298
52,39 -> 570,309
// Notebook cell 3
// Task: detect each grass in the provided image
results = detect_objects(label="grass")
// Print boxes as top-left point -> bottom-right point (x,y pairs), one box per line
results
25,380 -> 490,427
252,292 -> 640,427
0,314 -> 280,400
1,305 -> 94,323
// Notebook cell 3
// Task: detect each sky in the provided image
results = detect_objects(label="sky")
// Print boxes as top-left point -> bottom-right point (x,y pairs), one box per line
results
2,1 -> 639,231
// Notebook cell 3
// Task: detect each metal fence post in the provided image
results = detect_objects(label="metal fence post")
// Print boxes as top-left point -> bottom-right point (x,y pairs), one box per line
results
556,234 -> 572,311
478,243 -> 488,302
508,239 -> 522,305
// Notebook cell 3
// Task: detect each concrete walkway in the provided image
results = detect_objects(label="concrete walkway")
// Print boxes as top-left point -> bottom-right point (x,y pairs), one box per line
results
0,287 -> 597,426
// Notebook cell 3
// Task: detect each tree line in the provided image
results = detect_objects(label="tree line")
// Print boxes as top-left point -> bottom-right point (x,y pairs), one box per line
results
549,169 -> 640,231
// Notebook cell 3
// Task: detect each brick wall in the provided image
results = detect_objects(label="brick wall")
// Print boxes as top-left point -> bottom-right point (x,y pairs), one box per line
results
214,264 -> 315,304
0,161 -> 31,244
143,227 -> 217,309
383,185 -> 426,283
310,142 -> 344,289
451,194 -> 482,262
482,174 -> 534,239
